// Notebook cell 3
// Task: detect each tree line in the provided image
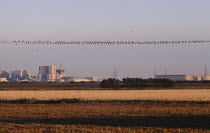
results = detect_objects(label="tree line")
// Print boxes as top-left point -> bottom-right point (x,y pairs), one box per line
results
100,78 -> 174,88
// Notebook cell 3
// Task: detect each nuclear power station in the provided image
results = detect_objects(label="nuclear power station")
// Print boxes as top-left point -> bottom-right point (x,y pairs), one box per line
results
38,65 -> 65,82
0,65 -> 209,82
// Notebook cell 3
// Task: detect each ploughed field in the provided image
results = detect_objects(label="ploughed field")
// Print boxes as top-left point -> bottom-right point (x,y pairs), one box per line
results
0,101 -> 209,133
0,89 -> 210,101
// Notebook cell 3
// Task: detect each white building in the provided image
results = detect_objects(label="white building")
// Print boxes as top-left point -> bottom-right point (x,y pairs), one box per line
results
12,70 -> 31,81
38,66 -> 57,82
156,75 -> 210,81
38,65 -> 65,82
0,78 -> 8,82
69,78 -> 92,82
65,77 -> 102,82
84,77 -> 103,82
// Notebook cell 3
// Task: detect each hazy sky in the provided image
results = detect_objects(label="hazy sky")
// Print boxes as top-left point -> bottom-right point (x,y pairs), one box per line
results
0,0 -> 210,78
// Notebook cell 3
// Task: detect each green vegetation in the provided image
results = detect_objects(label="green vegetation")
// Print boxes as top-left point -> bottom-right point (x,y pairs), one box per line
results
0,82 -> 100,90
100,78 -> 174,88
0,81 -> 210,90
0,98 -> 209,104
100,78 -> 120,88
0,98 -> 83,104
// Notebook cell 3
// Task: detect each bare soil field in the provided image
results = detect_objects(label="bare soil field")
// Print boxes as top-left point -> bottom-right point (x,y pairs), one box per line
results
0,89 -> 209,101
0,101 -> 209,133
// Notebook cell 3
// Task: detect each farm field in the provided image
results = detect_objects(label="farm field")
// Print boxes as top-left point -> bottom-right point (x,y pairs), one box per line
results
0,86 -> 209,132
0,83 -> 210,91
0,89 -> 210,101
0,101 -> 209,133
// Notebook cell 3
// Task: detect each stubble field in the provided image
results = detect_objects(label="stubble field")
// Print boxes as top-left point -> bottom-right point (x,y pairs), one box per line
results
0,84 -> 209,132
0,89 -> 210,101
0,101 -> 209,133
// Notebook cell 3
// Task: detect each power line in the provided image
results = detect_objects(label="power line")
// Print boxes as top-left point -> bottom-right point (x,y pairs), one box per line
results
113,68 -> 118,79
165,68 -> 167,75
204,65 -> 207,80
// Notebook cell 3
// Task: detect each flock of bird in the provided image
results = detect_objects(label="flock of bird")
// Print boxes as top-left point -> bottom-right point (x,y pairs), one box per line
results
0,40 -> 210,45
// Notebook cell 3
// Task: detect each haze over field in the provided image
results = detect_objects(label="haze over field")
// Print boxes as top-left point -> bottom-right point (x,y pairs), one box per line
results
0,0 -> 210,78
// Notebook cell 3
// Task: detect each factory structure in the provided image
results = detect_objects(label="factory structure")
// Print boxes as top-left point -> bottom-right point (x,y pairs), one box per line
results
38,65 -> 65,82
155,75 -> 210,81
0,65 -> 102,83
0,70 -> 9,82
0,70 -> 36,82
0,65 -> 209,82
155,66 -> 210,81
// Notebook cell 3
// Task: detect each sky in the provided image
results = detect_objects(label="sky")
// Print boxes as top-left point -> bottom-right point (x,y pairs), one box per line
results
0,0 -> 210,78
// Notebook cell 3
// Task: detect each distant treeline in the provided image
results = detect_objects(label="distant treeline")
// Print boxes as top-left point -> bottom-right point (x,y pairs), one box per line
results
100,78 -> 174,88
0,82 -> 100,90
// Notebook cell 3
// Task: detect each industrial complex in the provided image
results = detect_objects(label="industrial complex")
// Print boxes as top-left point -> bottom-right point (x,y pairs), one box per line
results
0,65 -> 102,83
155,75 -> 210,81
0,65 -> 209,82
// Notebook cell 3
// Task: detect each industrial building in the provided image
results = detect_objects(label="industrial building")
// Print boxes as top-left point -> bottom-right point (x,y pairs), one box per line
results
68,78 -> 92,82
84,77 -> 103,82
0,65 -> 103,83
56,65 -> 65,82
0,78 -> 8,82
64,77 -> 102,82
12,70 -> 31,81
38,65 -> 65,82
155,75 -> 210,81
38,66 -> 56,82
0,70 -> 9,80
